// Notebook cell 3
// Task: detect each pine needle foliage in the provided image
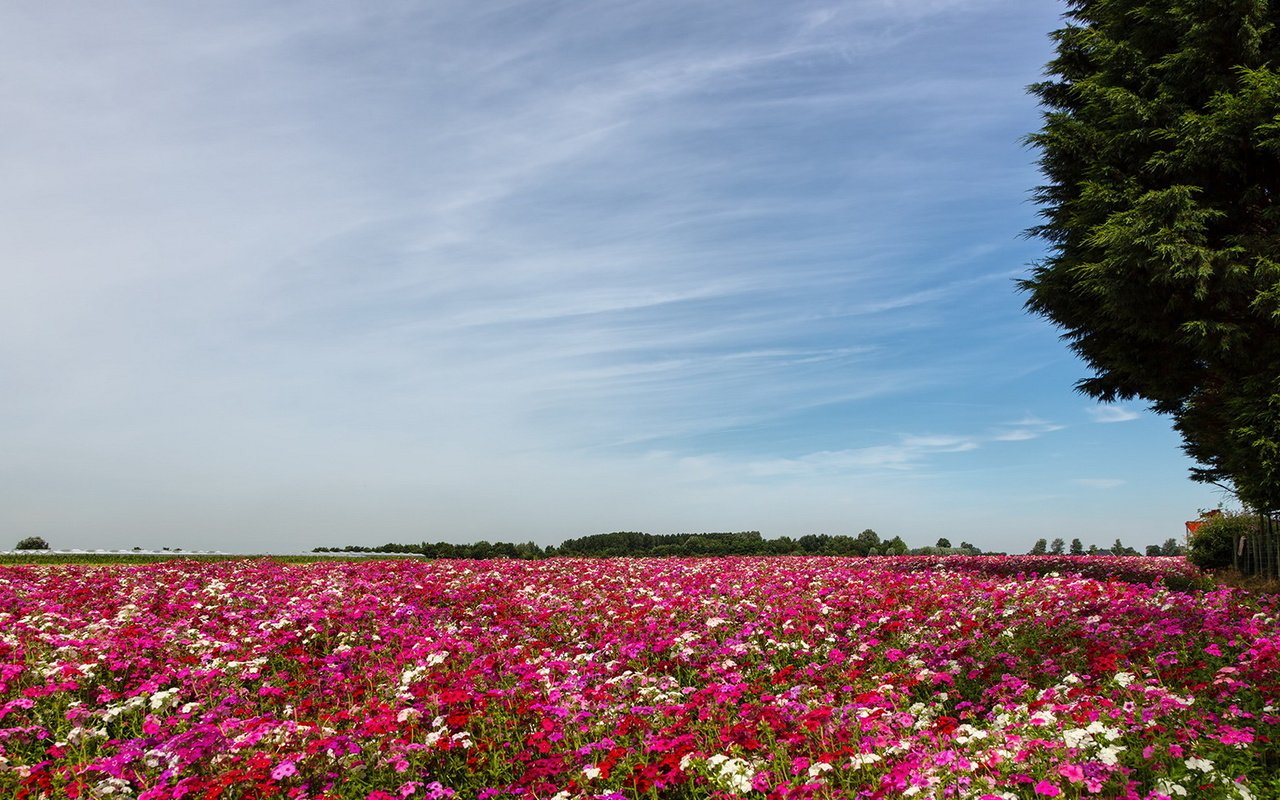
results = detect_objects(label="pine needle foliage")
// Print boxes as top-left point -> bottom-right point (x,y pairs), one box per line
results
1022,0 -> 1280,510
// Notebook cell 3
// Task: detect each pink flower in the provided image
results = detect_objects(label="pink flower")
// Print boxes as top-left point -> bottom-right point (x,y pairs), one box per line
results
1057,763 -> 1084,783
271,761 -> 298,781
423,783 -> 454,800
1216,726 -> 1255,746
1034,780 -> 1062,796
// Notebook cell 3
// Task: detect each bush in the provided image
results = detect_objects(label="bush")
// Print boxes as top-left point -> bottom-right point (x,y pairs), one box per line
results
14,536 -> 50,551
1187,512 -> 1257,570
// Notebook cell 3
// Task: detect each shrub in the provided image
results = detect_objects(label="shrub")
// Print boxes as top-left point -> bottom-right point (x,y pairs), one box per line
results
1187,512 -> 1257,570
14,536 -> 50,551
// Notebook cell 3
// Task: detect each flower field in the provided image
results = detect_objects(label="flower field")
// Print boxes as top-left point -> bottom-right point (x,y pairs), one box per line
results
1,557 -> 1277,800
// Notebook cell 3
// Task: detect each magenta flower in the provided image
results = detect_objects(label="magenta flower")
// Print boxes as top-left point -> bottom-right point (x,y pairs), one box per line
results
271,761 -> 297,781
1,554 -> 1272,800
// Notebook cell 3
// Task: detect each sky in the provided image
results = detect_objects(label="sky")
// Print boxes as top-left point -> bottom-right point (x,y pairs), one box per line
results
0,0 -> 1231,554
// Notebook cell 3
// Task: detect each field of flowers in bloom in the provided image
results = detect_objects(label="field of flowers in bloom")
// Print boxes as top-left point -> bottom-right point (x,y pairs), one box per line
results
1,557 -> 1277,800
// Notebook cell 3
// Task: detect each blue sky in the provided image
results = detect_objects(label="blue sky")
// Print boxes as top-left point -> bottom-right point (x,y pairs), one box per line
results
0,1 -> 1229,553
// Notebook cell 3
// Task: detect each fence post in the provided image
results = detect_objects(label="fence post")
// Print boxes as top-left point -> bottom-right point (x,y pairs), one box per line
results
1268,511 -> 1279,582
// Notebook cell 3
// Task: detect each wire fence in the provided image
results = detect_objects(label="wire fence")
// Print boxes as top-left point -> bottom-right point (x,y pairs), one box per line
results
1235,510 -> 1280,581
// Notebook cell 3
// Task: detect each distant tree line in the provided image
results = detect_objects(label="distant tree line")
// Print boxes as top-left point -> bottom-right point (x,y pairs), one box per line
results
316,529 -> 1202,560
1026,536 -> 1185,558
313,529 -> 959,559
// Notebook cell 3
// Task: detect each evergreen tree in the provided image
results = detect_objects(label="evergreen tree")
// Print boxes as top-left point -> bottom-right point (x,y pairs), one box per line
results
1030,538 -> 1049,555
1022,1 -> 1280,510
1070,537 -> 1085,555
1049,537 -> 1066,555
853,528 -> 882,556
884,536 -> 910,556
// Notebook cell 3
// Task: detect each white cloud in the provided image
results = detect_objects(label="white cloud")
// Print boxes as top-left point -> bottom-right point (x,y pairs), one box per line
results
991,416 -> 1065,441
2,0 -> 1175,553
1087,406 -> 1143,424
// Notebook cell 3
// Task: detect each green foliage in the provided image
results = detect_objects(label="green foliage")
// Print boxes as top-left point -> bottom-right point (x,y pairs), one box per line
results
1049,537 -> 1066,555
854,529 -> 882,555
1111,538 -> 1139,556
884,536 -> 910,556
1070,537 -> 1085,555
935,537 -> 952,549
1187,510 -> 1258,570
1022,0 -> 1280,510
14,536 -> 49,551
314,530 -> 924,559
1030,538 -> 1048,555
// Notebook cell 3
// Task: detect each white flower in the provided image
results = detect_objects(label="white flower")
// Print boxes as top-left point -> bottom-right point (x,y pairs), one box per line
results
149,687 -> 179,710
807,761 -> 833,778
94,778 -> 133,796
849,752 -> 883,768
582,765 -> 601,780
1185,757 -> 1214,773
705,755 -> 756,794
1061,728 -> 1091,749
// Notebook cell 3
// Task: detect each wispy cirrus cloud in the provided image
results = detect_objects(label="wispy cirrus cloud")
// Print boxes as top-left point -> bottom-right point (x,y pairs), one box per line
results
3,0 -> 1211,554
1087,406 -> 1143,424
990,416 -> 1066,442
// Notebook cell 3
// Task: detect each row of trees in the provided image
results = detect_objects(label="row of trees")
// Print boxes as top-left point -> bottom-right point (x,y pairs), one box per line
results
1027,536 -> 1185,558
321,530 -> 1206,560
315,530 -> 953,559
12,531 -> 1198,561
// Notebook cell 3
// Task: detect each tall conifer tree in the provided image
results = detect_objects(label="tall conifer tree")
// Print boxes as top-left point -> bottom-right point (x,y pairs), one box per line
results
1023,1 -> 1280,509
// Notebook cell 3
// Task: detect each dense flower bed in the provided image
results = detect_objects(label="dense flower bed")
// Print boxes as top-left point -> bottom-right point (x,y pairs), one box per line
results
826,556 -> 1209,590
0,557 -> 1276,800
